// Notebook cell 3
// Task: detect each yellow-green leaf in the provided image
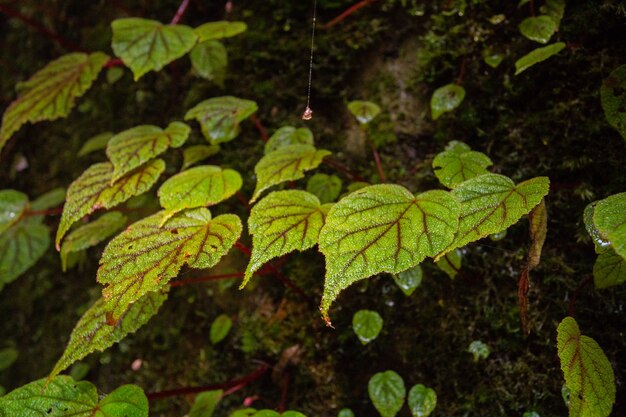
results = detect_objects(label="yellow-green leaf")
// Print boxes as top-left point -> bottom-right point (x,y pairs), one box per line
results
243,190 -> 329,288
594,249 -> 626,289
252,145 -> 331,203
185,96 -> 258,144
432,141 -> 493,188
97,208 -> 242,322
56,160 -> 165,248
0,52 -> 109,151
210,314 -> 233,345
78,132 -> 114,157
50,290 -> 167,379
319,185 -> 459,321
265,126 -> 314,154
111,18 -> 198,80
106,122 -> 190,182
0,190 -> 28,234
519,16 -> 557,44
515,42 -> 566,75
306,173 -> 342,204
430,84 -> 465,120
601,65 -> 626,140
592,192 -> 626,260
194,21 -> 248,42
557,317 -> 616,417
347,100 -> 382,124
190,40 -> 227,84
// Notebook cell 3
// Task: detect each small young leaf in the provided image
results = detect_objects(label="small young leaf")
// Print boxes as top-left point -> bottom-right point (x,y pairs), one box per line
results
557,317 -> 616,417
0,52 -> 109,151
435,249 -> 462,279
194,21 -> 248,42
185,96 -> 258,144
183,145 -> 221,169
468,340 -> 490,362
600,64 -> 626,140
50,290 -> 167,379
30,187 -> 66,211
0,190 -> 28,234
592,192 -> 626,260
319,185 -> 459,320
0,218 -> 50,290
519,16 -> 557,44
348,100 -> 382,124
190,40 -> 228,84
158,166 -> 242,217
243,190 -> 329,288
56,160 -> 165,248
60,212 -> 127,271
594,249 -> 626,289
111,18 -> 198,80
338,408 -> 355,417
106,122 -> 190,182
539,0 -> 565,27
432,141 -> 493,188
483,49 -> 504,68
392,265 -> 423,296
78,132 -> 114,157
408,384 -> 437,417
368,370 -> 406,417
430,84 -> 466,120
514,42 -> 566,75
210,314 -> 233,345
98,209 -> 241,321
0,348 -> 18,371
190,390 -> 223,417
265,126 -> 314,154
352,310 -> 383,345
307,173 -> 342,204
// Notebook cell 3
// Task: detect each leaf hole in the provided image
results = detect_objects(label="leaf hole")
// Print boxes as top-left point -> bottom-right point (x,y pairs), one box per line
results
171,228 -> 179,235
47,408 -> 53,414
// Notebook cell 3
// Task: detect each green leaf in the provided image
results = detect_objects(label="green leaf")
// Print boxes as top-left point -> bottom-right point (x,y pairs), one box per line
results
600,64 -> 626,140
432,141 -> 493,188
30,187 -> 66,211
190,390 -> 223,417
307,173 -> 342,204
0,348 -> 18,371
540,0 -> 565,27
185,96 -> 258,144
98,208 -> 241,321
0,218 -> 50,290
69,363 -> 90,381
183,145 -> 221,169
439,174 -> 550,258
194,21 -> 248,42
408,384 -> 437,417
557,317 -> 616,417
368,370 -> 406,417
468,340 -> 490,362
435,248 -> 462,279
483,49 -> 504,68
392,265 -> 422,296
60,212 -> 127,271
0,190 -> 28,234
338,409 -> 355,417
78,132 -> 114,157
594,249 -> 626,289
592,192 -> 626,260
265,126 -> 314,154
210,314 -> 233,345
348,100 -> 382,124
106,67 -> 125,84
0,52 -> 109,151
0,376 -> 148,417
319,185 -> 459,320
514,42 -> 566,75
106,122 -> 190,182
519,16 -> 557,44
430,84 -> 465,120
252,145 -> 331,203
229,409 -> 257,417
353,310 -> 383,345
111,18 -> 198,80
50,290 -> 167,379
523,412 -> 541,417
158,165 -> 242,218
190,40 -> 227,84
243,190 -> 329,288
56,159 -> 165,248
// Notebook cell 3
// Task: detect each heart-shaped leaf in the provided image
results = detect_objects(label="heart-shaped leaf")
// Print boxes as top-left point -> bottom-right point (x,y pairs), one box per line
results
592,192 -> 626,260
183,145 -> 221,169
210,314 -> 233,345
601,64 -> 626,140
519,16 -> 557,44
408,384 -> 437,417
98,208 -> 241,321
515,42 -> 566,75
56,159 -> 165,248
432,141 -> 493,188
185,96 -> 258,144
430,84 -> 465,120
348,100 -> 382,124
265,126 -> 314,154
368,370 -> 406,417
194,21 -> 248,42
0,52 -> 109,151
352,310 -> 383,345
106,122 -> 190,182
557,317 -> 615,417
111,18 -> 198,80
60,212 -> 127,271
158,165 -> 242,217
319,185 -> 459,320
307,173 -> 342,203
594,248 -> 626,289
0,190 -> 28,234
49,290 -> 168,379
392,265 -> 422,296
190,40 -> 228,84
252,145 -> 331,203
243,190 -> 329,288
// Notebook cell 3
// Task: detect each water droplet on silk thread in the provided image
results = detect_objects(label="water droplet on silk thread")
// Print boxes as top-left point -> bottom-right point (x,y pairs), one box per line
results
302,0 -> 317,121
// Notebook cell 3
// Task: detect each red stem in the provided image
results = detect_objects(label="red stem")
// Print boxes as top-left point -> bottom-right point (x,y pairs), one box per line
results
146,364 -> 270,400
372,147 -> 386,182
104,58 -> 124,68
455,57 -> 467,85
170,0 -> 191,25
278,373 -> 290,413
324,0 -> 378,29
170,272 -> 245,287
24,207 -> 64,216
250,114 -> 269,143
323,157 -> 368,183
